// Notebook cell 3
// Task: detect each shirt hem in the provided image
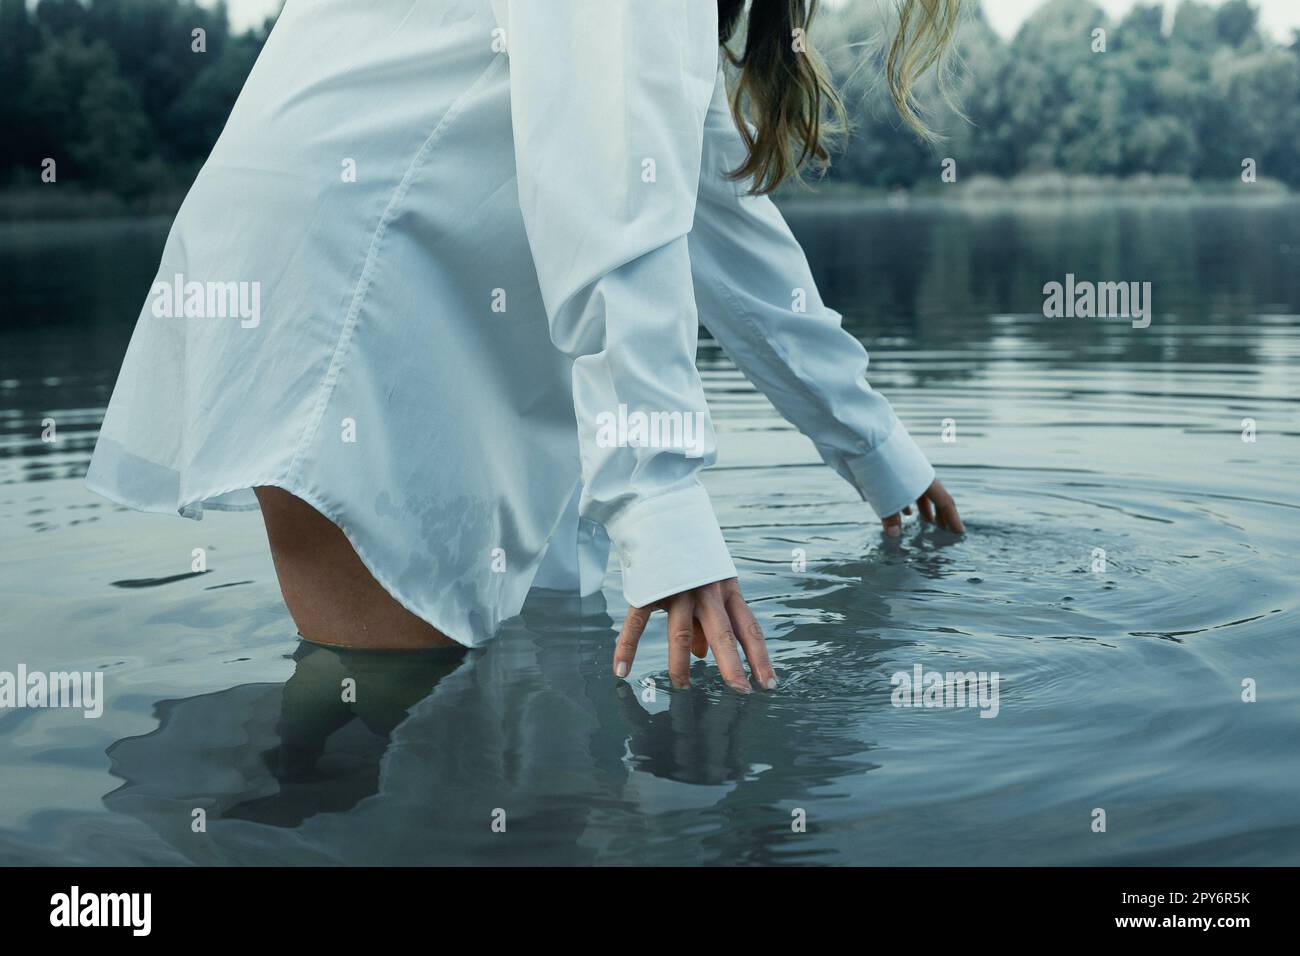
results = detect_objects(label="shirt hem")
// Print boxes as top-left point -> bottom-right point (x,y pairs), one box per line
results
84,464 -> 485,649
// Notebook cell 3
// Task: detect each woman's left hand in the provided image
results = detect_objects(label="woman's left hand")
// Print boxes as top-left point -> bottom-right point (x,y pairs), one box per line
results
881,477 -> 964,536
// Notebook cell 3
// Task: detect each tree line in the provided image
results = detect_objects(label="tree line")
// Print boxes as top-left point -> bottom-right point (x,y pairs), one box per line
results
817,0 -> 1300,190
0,0 -> 270,201
1,0 -> 1296,206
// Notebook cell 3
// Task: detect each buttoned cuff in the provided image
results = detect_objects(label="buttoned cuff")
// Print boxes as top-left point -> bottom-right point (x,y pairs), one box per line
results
845,422 -> 936,519
603,484 -> 736,609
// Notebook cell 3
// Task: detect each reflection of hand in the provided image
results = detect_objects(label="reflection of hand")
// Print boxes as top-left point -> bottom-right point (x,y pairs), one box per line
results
881,477 -> 965,537
614,578 -> 776,693
614,681 -> 759,786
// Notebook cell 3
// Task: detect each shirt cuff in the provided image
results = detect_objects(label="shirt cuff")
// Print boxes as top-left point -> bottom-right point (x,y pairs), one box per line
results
845,422 -> 936,519
603,484 -> 737,609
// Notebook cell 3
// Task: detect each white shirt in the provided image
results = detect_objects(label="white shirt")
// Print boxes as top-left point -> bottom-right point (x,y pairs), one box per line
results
86,0 -> 934,646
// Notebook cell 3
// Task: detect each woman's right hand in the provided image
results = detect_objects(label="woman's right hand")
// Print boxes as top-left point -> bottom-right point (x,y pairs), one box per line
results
613,577 -> 775,694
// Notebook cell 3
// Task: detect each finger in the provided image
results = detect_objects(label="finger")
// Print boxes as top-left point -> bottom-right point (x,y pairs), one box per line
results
695,590 -> 751,694
614,605 -> 651,678
939,498 -> 966,533
666,596 -> 695,689
881,512 -> 902,538
724,589 -> 777,690
918,494 -> 936,524
692,618 -> 708,659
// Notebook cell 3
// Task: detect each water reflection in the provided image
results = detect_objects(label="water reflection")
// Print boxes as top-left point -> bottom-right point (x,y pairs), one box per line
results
104,641 -> 462,832
2,199 -> 1297,865
785,197 -> 1300,332
617,683 -> 768,786
102,593 -> 893,864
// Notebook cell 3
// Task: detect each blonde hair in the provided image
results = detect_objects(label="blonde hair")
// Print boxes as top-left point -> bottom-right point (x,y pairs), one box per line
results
885,0 -> 964,143
720,0 -> 964,195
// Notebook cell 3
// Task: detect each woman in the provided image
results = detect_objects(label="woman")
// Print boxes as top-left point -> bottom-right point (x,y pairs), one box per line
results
86,0 -> 965,692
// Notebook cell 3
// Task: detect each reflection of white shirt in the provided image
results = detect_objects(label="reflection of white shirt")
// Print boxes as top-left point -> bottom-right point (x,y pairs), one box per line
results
87,0 -> 933,647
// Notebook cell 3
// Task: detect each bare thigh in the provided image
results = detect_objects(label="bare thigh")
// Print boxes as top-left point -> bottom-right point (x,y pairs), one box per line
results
254,486 -> 458,650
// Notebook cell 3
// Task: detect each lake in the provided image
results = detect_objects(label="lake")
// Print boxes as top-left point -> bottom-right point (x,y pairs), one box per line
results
1,196 -> 1297,865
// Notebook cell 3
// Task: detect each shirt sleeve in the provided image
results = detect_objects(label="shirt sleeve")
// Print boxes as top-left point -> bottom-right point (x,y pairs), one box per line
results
689,69 -> 935,520
497,0 -> 735,607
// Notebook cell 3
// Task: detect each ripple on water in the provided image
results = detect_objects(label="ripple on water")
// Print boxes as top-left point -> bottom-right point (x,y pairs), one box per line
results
4,205 -> 1300,863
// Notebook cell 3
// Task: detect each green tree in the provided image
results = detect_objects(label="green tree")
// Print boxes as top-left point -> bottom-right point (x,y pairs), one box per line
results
0,0 -> 42,181
164,31 -> 263,165
25,29 -> 159,195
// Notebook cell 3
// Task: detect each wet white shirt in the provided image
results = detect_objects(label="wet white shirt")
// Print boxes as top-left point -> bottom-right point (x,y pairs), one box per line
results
87,0 -> 934,646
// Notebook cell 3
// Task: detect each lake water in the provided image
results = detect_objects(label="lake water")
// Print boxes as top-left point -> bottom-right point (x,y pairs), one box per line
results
1,197 -> 1297,865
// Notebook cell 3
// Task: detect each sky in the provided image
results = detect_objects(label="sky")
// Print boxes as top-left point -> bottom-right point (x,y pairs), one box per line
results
215,0 -> 1300,41
976,0 -> 1300,39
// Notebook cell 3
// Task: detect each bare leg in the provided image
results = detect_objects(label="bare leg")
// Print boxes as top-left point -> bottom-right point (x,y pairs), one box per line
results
254,486 -> 459,650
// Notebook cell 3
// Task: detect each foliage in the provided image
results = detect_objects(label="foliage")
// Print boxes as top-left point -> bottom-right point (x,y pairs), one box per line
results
0,0 -> 271,198
0,0 -> 1295,202
811,0 -> 1300,190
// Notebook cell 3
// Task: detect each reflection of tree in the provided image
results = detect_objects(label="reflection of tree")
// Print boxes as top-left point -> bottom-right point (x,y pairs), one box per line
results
782,195 -> 1291,381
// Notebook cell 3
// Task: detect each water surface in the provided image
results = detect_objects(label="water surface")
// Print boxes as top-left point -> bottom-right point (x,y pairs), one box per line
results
1,197 -> 1297,865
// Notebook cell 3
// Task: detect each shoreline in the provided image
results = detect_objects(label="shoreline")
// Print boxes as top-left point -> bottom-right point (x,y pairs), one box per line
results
1,176 -> 1292,224
777,173 -> 1292,204
0,188 -> 188,223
